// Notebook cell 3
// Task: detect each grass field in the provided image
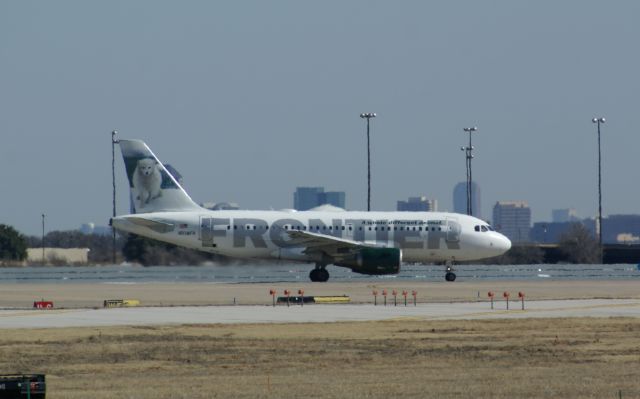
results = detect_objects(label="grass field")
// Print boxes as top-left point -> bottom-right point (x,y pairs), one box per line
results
1,318 -> 639,398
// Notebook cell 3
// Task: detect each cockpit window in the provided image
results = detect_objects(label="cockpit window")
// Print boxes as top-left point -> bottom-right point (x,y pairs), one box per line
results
487,225 -> 495,231
481,225 -> 488,232
474,225 -> 480,232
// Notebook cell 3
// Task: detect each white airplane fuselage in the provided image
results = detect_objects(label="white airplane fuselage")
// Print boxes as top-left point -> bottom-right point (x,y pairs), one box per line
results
113,209 -> 510,263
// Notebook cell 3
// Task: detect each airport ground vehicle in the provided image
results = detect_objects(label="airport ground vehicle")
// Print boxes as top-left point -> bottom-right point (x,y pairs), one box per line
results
0,374 -> 46,399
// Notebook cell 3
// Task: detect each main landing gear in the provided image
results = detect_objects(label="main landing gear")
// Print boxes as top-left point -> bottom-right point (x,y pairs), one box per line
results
445,261 -> 456,282
309,264 -> 330,282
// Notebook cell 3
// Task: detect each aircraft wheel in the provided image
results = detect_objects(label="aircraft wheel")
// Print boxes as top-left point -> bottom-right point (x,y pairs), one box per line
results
309,267 -> 330,282
309,269 -> 321,282
318,268 -> 330,282
445,272 -> 457,282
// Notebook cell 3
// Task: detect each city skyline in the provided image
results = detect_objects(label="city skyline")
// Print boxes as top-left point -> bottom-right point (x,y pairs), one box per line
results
2,2 -> 639,236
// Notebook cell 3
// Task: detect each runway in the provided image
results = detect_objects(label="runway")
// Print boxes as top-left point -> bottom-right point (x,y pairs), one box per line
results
1,298 -> 638,329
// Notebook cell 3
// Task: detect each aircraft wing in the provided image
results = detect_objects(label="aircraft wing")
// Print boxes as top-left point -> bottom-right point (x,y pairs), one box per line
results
285,230 -> 386,258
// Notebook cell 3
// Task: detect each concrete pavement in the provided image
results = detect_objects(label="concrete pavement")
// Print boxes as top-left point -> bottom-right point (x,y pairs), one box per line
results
1,298 -> 638,329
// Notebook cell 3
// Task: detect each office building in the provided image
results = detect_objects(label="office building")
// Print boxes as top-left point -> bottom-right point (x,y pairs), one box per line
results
397,196 -> 438,212
294,187 -> 324,211
453,181 -> 481,218
293,187 -> 346,210
552,209 -> 579,223
599,214 -> 640,244
492,201 -> 531,243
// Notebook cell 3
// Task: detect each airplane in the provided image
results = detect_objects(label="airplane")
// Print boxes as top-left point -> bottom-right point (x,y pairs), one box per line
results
111,139 -> 512,282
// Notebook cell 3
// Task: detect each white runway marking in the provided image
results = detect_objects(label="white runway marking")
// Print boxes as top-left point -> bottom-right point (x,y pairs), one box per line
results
0,299 -> 638,329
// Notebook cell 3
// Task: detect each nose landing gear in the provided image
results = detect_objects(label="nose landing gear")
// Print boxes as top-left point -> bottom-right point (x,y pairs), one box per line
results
444,261 -> 456,282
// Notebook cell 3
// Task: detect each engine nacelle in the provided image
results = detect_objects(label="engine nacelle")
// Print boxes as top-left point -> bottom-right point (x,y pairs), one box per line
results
335,247 -> 402,275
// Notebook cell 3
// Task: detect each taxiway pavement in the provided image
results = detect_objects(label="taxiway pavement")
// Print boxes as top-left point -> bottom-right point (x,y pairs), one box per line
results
0,299 -> 638,329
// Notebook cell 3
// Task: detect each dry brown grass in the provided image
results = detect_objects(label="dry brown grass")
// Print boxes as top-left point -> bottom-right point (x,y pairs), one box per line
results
1,318 -> 639,398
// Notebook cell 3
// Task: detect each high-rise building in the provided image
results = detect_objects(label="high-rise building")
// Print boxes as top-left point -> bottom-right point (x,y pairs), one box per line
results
552,209 -> 579,223
492,201 -> 531,243
397,196 -> 438,212
293,187 -> 346,210
293,187 -> 324,210
453,181 -> 481,218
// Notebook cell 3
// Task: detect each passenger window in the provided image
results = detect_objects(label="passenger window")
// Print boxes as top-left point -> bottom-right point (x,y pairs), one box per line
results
227,226 -> 230,230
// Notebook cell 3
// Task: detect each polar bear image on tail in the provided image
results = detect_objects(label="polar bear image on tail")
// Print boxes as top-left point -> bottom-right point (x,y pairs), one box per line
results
132,158 -> 163,208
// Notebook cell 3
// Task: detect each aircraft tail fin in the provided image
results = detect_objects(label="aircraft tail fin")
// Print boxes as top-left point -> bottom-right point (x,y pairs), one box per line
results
119,139 -> 201,214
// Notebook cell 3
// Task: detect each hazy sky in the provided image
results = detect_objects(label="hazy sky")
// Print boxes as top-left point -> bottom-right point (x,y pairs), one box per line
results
2,1 -> 639,236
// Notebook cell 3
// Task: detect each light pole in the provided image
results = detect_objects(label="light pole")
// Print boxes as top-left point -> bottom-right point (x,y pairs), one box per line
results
41,213 -> 45,265
360,113 -> 376,211
592,117 -> 605,263
461,126 -> 478,216
111,130 -> 119,264
460,147 -> 470,214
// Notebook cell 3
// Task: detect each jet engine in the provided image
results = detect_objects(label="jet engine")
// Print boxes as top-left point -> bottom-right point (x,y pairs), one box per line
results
335,247 -> 401,275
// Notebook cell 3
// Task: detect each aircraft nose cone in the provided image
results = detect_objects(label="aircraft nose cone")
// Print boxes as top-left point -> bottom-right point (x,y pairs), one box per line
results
497,234 -> 512,253
488,233 -> 511,255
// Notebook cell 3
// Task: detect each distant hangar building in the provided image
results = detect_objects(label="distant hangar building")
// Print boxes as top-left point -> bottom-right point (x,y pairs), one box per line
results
293,187 -> 346,210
